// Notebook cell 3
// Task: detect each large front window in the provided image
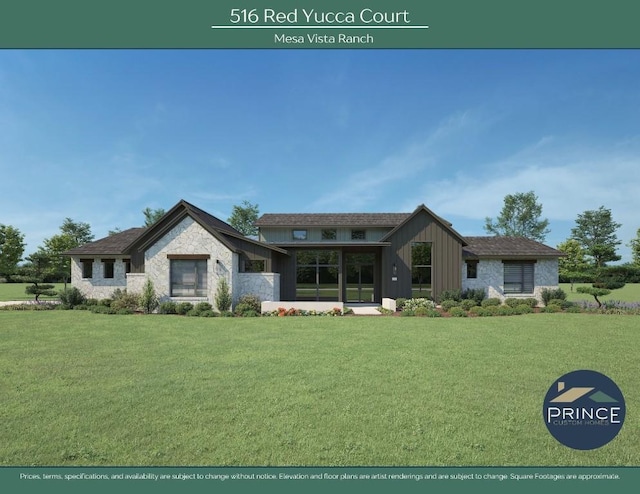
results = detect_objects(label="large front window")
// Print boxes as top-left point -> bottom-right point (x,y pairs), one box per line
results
504,262 -> 534,294
411,242 -> 432,298
296,250 -> 339,301
170,259 -> 208,297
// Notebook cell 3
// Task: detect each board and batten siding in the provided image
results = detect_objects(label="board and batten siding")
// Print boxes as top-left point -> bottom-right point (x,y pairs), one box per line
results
259,227 -> 391,243
382,211 -> 463,301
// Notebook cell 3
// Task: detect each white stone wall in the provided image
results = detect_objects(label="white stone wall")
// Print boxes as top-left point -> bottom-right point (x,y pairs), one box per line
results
237,273 -> 280,302
126,273 -> 146,294
462,258 -> 560,304
70,257 -> 128,299
143,216 -> 235,304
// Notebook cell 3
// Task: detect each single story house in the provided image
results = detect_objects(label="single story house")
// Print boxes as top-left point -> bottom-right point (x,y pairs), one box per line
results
64,199 -> 564,306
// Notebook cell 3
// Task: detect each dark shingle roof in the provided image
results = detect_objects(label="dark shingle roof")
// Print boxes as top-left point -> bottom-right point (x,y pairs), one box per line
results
255,213 -> 411,228
64,228 -> 147,256
463,236 -> 564,259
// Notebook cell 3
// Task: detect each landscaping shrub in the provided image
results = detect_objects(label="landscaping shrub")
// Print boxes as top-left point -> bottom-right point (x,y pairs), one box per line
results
194,302 -> 213,313
513,304 -> 534,315
403,298 -> 437,312
481,298 -> 501,307
401,309 -> 416,317
98,298 -> 113,307
140,279 -> 159,314
548,298 -> 574,310
469,306 -> 486,317
541,304 -> 562,313
234,294 -> 262,317
413,307 -> 441,317
565,305 -> 583,313
395,298 -> 407,311
440,300 -> 460,312
448,307 -> 468,317
460,299 -> 478,311
439,289 -> 462,302
462,288 -> 486,304
58,287 -> 86,308
482,305 -> 500,316
159,301 -> 178,314
175,302 -> 194,315
111,290 -> 140,312
541,288 -> 567,306
215,278 -> 232,312
496,306 -> 515,316
199,310 -> 218,317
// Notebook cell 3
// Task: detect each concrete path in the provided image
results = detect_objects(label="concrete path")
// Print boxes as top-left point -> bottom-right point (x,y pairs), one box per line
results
346,304 -> 382,316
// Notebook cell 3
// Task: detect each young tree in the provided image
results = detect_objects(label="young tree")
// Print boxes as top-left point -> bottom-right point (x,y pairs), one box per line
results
0,224 -> 25,279
570,206 -> 621,268
143,207 -> 166,227
556,239 -> 590,290
629,228 -> 640,267
40,218 -> 94,288
228,200 -> 259,236
484,191 -> 550,242
16,252 -> 57,302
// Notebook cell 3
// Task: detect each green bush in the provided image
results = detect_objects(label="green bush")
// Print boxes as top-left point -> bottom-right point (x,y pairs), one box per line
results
395,298 -> 407,311
58,287 -> 86,308
496,306 -> 515,316
98,298 -> 113,307
199,310 -> 218,317
140,279 -> 159,314
85,298 -> 99,306
194,302 -> 213,314
159,301 -> 178,314
401,309 -> 415,317
111,290 -> 140,312
440,300 -> 460,312
541,304 -> 562,313
462,288 -> 486,304
90,305 -> 116,315
566,305 -> 582,313
513,304 -> 534,315
234,294 -> 262,317
459,299 -> 478,311
541,288 -> 567,306
448,307 -> 468,317
175,302 -> 194,315
505,298 -> 538,308
482,305 -> 500,316
469,306 -> 485,317
414,308 -> 441,317
481,298 -> 501,307
548,298 -> 573,309
439,289 -> 462,302
215,278 -> 232,312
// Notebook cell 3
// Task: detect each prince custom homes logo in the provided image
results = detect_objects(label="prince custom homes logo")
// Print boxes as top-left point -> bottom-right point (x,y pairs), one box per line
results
543,370 -> 625,450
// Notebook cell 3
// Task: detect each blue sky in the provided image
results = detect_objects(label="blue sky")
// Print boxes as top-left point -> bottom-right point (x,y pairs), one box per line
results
1,50 -> 639,261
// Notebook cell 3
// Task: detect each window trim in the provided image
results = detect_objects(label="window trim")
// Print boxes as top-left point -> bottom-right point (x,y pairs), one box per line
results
503,261 -> 535,294
102,258 -> 115,279
80,259 -> 93,279
292,229 -> 308,241
170,258 -> 208,297
466,260 -> 478,279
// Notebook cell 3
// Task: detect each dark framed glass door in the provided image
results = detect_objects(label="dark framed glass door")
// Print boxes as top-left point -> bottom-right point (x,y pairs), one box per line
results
345,253 -> 375,303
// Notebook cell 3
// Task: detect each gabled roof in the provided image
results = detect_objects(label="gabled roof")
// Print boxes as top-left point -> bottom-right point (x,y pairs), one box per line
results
255,212 -> 411,228
380,204 -> 468,245
63,228 -> 146,256
463,236 -> 565,259
65,200 -> 287,257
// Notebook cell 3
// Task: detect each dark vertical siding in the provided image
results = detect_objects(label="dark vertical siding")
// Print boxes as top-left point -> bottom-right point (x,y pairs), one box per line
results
381,211 -> 463,300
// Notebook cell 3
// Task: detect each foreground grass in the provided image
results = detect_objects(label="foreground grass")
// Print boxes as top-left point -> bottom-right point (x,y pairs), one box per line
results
1,312 -> 638,467
0,283 -> 64,302
560,282 -> 640,303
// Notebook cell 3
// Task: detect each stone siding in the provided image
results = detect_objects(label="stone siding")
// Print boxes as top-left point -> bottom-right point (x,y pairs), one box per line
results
462,258 -> 559,304
143,216 -> 235,305
237,273 -> 280,303
70,257 -> 128,299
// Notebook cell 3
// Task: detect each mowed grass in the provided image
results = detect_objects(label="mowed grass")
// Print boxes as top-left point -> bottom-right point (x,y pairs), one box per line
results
1,311 -> 639,467
0,283 -> 64,302
560,282 -> 640,303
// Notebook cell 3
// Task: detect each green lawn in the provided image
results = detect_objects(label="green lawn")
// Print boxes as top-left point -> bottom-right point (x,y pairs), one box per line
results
1,311 -> 638,467
560,282 -> 640,303
0,283 -> 64,302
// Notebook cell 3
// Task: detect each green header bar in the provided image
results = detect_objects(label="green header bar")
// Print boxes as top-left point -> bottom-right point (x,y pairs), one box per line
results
1,0 -> 640,48
1,467 -> 637,494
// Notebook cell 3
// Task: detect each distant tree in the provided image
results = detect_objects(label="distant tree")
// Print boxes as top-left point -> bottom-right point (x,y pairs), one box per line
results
556,239 -> 590,290
570,206 -> 621,268
16,252 -> 57,302
40,218 -> 94,288
484,191 -> 550,242
228,200 -> 259,236
0,224 -> 25,280
629,228 -> 640,267
108,227 -> 123,236
143,207 -> 166,227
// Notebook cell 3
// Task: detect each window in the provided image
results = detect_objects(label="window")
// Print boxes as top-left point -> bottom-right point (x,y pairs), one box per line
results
296,250 -> 339,301
102,259 -> 115,279
504,262 -> 534,294
322,229 -> 337,240
411,242 -> 432,298
351,229 -> 366,240
80,259 -> 93,279
170,259 -> 208,297
124,259 -> 131,274
292,229 -> 308,240
242,259 -> 265,273
466,261 -> 478,279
